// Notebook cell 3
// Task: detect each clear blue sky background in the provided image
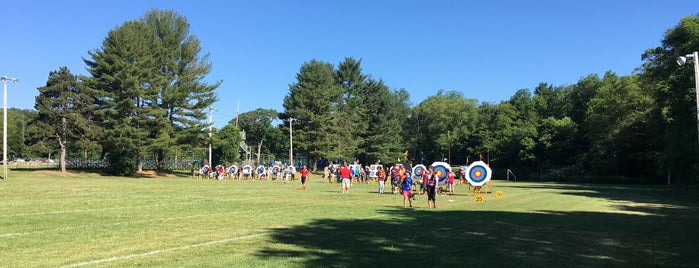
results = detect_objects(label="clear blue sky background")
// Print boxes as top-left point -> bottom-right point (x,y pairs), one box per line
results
1,1 -> 697,128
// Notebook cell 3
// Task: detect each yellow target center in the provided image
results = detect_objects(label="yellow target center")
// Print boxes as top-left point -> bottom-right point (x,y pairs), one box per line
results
474,170 -> 482,177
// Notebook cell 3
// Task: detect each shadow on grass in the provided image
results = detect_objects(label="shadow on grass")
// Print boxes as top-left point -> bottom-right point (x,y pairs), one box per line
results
505,182 -> 699,217
257,188 -> 699,267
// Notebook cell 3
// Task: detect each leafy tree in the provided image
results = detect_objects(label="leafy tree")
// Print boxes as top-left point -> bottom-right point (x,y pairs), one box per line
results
409,90 -> 478,164
84,20 -> 157,174
84,9 -> 218,174
641,14 -> 699,183
214,124 -> 241,166
4,109 -> 32,160
142,9 -> 220,171
583,73 -> 656,178
360,79 -> 406,164
237,108 -> 278,164
34,67 -> 98,172
335,57 -> 368,160
282,60 -> 342,168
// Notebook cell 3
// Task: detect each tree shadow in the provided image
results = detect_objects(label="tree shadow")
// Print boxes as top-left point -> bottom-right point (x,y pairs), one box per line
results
256,197 -> 699,267
505,182 -> 699,217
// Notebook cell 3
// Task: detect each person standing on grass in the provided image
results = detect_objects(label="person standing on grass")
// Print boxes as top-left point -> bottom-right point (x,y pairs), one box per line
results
377,166 -> 386,194
300,165 -> 309,190
401,171 -> 413,208
447,170 -> 456,195
390,165 -> 401,194
340,163 -> 352,193
425,165 -> 438,208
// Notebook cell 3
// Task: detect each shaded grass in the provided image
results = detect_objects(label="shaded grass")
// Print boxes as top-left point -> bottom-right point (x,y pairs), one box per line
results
0,170 -> 697,267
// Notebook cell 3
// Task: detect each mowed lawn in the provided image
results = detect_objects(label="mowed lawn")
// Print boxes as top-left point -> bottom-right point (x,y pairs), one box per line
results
1,170 -> 698,267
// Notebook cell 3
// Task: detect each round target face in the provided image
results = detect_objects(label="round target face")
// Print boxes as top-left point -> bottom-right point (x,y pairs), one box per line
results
243,165 -> 252,174
430,162 -> 452,186
228,166 -> 238,174
272,166 -> 281,175
256,165 -> 266,175
412,164 -> 427,180
465,161 -> 492,187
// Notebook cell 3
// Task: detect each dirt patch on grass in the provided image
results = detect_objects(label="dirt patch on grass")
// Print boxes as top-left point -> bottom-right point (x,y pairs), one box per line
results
131,170 -> 179,178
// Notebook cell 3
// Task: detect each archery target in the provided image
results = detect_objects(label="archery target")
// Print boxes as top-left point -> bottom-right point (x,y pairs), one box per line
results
242,165 -> 252,175
412,164 -> 427,180
255,165 -> 266,175
228,165 -> 238,174
465,161 -> 491,187
369,164 -> 380,178
272,165 -> 281,175
287,166 -> 296,174
349,164 -> 361,177
430,162 -> 451,186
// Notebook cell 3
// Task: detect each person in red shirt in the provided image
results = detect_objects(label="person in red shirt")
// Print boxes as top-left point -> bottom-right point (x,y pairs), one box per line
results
377,166 -> 386,194
300,165 -> 310,190
340,163 -> 352,193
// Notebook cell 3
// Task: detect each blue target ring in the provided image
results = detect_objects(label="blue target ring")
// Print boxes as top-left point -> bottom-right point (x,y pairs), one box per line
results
469,166 -> 488,183
412,164 -> 427,180
256,165 -> 266,175
430,162 -> 452,186
465,161 -> 492,187
272,166 -> 281,175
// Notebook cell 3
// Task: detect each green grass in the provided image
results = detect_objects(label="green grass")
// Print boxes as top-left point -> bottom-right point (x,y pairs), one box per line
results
1,169 -> 698,267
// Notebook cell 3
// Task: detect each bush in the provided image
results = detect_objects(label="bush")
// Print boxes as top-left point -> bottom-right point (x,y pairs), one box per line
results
107,152 -> 136,176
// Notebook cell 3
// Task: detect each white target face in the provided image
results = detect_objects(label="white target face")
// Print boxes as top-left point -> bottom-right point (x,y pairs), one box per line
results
255,165 -> 266,175
243,165 -> 252,175
412,164 -> 427,180
430,162 -> 452,186
465,161 -> 491,187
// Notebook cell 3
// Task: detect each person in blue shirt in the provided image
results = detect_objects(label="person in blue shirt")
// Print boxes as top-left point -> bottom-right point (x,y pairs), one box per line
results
402,171 -> 414,208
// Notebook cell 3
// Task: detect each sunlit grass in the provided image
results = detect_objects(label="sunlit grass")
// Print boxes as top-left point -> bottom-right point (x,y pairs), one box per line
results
0,169 -> 697,267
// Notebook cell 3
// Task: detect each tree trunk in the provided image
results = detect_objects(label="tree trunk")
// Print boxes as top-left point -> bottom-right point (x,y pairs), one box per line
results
256,142 -> 263,165
58,117 -> 67,173
136,150 -> 144,174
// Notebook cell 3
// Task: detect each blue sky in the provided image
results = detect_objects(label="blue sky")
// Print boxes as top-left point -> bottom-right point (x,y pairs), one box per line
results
1,1 -> 696,128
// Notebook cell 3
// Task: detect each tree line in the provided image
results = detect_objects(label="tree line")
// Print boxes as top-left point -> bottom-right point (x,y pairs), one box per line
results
4,9 -> 699,184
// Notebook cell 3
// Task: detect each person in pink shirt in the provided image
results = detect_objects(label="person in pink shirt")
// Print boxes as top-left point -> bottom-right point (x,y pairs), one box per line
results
447,170 -> 456,195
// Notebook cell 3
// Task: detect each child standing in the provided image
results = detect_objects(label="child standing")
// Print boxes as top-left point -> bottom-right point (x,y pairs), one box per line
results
401,171 -> 413,208
300,165 -> 309,190
378,166 -> 386,194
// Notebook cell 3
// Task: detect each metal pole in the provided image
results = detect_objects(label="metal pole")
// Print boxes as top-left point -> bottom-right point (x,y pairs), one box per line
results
693,51 -> 699,143
208,107 -> 213,166
2,78 -> 7,180
447,130 -> 451,165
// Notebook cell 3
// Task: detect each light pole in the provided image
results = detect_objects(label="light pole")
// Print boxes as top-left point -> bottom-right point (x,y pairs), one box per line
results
677,51 -> 699,142
2,76 -> 18,180
208,107 -> 213,166
448,130 -> 451,165
289,117 -> 296,167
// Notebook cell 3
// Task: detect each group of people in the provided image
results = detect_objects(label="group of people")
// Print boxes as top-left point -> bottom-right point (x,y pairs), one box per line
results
329,161 -> 458,209
397,165 -> 442,208
195,160 -> 468,209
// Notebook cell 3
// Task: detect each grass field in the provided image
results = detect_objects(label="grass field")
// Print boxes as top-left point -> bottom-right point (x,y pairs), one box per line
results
1,170 -> 698,267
